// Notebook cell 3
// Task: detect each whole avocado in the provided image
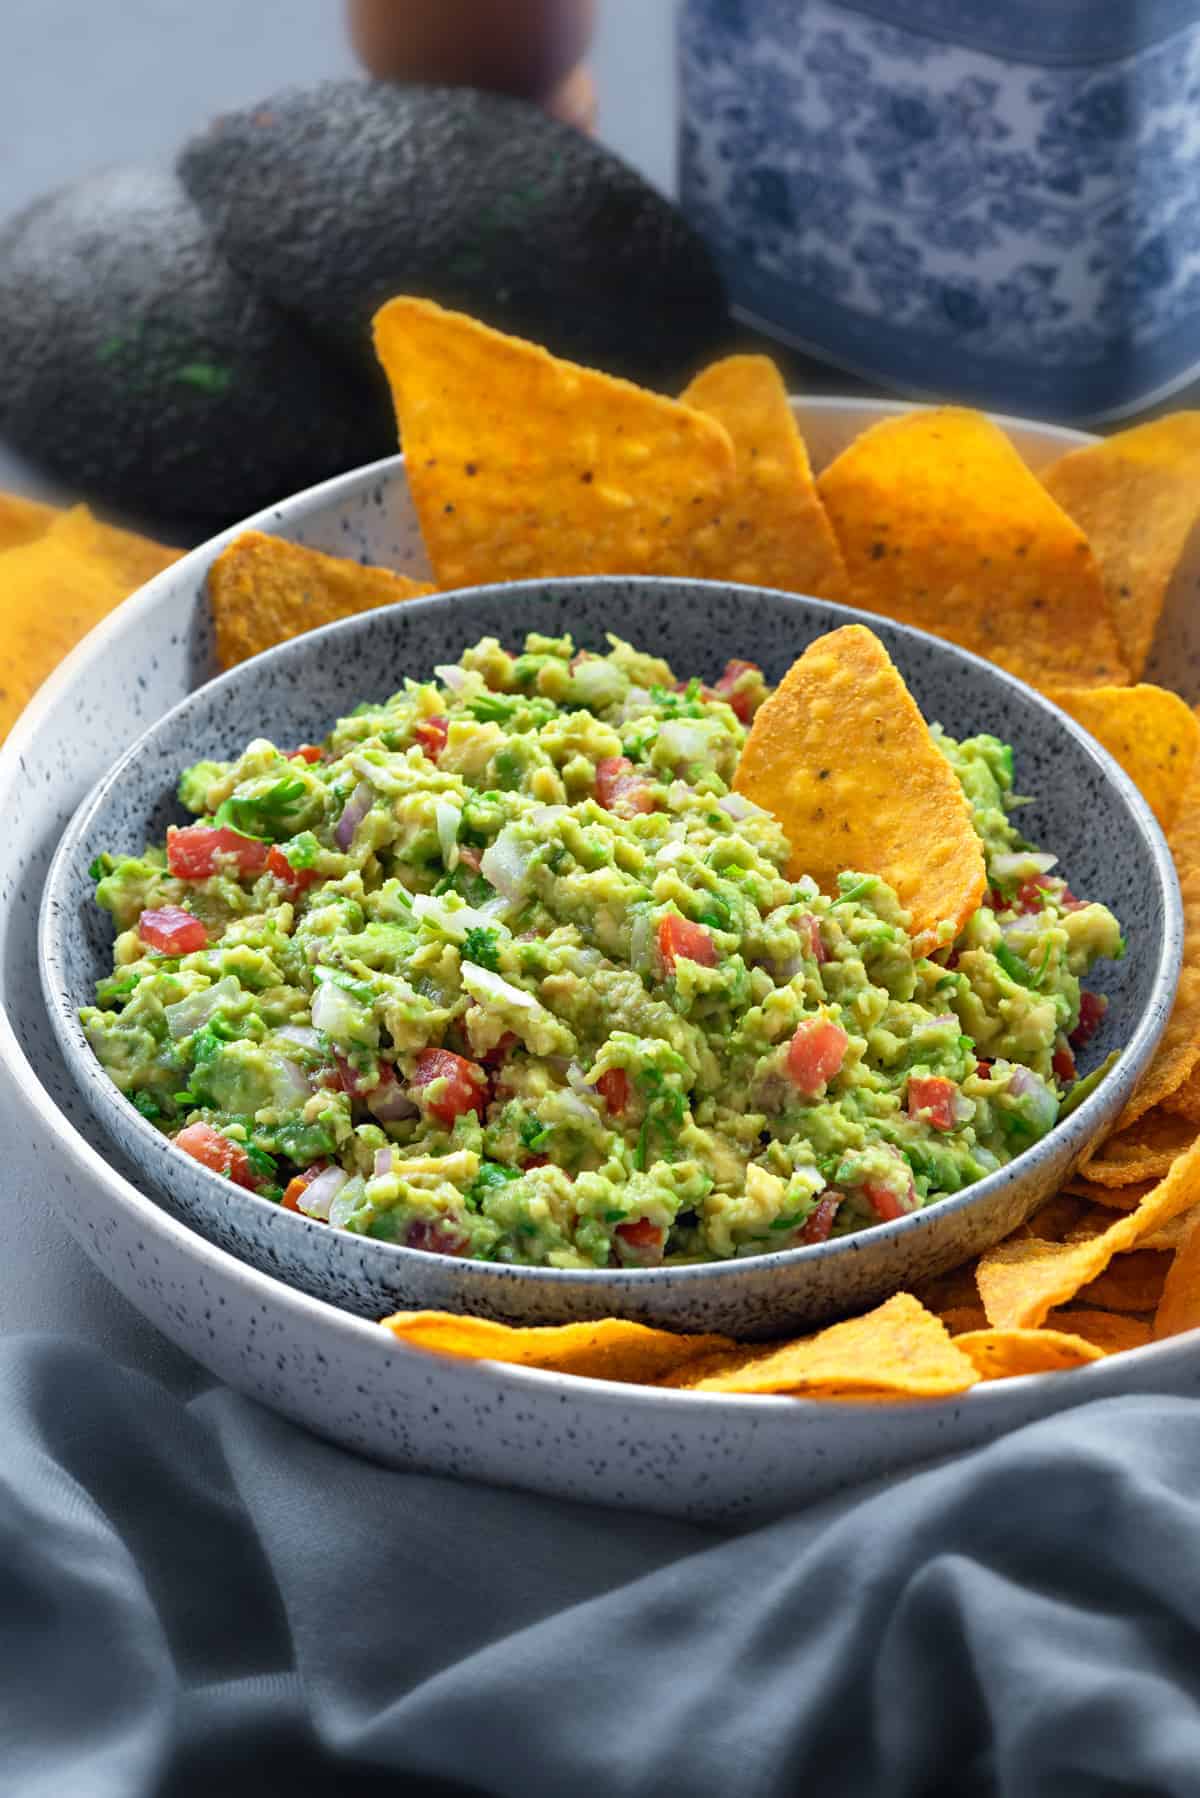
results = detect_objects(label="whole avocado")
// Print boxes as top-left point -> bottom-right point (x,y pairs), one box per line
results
177,81 -> 729,389
0,167 -> 392,527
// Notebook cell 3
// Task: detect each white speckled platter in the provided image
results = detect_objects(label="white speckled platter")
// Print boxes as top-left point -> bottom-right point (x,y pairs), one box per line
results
5,400 -> 1200,1523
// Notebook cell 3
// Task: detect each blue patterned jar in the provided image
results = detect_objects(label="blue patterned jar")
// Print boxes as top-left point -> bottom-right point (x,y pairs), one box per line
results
678,0 -> 1200,420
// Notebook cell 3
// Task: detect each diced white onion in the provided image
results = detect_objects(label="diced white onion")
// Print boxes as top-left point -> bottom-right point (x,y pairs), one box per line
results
480,828 -> 532,900
311,980 -> 362,1037
460,963 -> 539,1013
717,791 -> 768,822
410,893 -> 510,940
558,1089 -> 600,1126
566,1062 -> 599,1097
657,720 -> 708,765
433,663 -> 467,692
629,911 -> 654,972
989,850 -> 1057,882
571,658 -> 625,710
268,1055 -> 313,1109
373,1147 -> 394,1178
368,1077 -> 419,1122
297,1167 -> 348,1220
328,1175 -> 365,1228
435,800 -> 461,870
275,1023 -> 320,1052
335,780 -> 373,850
164,976 -> 241,1041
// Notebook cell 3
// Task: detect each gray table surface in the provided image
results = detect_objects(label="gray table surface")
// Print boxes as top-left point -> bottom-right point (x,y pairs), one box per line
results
0,0 -> 677,1377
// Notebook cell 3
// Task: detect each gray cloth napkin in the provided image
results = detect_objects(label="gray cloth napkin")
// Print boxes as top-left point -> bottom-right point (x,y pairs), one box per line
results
3,1332 -> 1198,1797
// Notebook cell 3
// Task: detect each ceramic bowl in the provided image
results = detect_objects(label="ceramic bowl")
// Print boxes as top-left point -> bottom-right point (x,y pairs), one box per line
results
40,572 -> 1181,1337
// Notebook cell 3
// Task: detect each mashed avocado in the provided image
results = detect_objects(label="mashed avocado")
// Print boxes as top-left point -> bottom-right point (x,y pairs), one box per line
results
82,632 -> 1124,1270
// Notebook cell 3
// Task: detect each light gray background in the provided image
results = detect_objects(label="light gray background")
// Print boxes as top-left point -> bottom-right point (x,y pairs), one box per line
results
0,1 -> 676,1364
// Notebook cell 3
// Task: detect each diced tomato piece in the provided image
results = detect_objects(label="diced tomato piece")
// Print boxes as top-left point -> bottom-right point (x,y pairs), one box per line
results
1052,1039 -> 1077,1085
595,754 -> 656,815
615,1216 -> 664,1250
524,1154 -> 550,1169
798,914 -> 826,965
167,823 -> 270,881
478,1031 -> 517,1068
976,1059 -> 992,1080
863,1178 -> 912,1223
786,1018 -> 848,1097
1070,989 -> 1107,1049
657,913 -> 717,972
267,843 -> 320,897
713,658 -> 761,723
907,1074 -> 960,1132
596,1067 -> 629,1116
799,1193 -> 839,1245
175,1121 -> 256,1190
414,715 -> 449,762
138,905 -> 207,954
281,1162 -> 328,1212
290,744 -> 324,764
1015,875 -> 1086,915
410,1047 -> 487,1125
404,1218 -> 471,1256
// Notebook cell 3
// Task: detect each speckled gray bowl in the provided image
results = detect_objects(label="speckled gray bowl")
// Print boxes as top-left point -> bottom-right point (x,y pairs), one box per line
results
40,567 -> 1182,1338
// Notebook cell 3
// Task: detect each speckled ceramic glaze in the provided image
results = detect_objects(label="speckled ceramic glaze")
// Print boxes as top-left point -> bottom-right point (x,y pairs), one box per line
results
4,404 -> 1198,1522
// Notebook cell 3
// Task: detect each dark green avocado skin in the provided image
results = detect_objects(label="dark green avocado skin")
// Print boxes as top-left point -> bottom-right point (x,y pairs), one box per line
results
177,81 -> 729,389
0,167 -> 392,526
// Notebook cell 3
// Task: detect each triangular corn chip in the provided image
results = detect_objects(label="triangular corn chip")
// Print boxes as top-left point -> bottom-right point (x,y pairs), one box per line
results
1041,413 -> 1200,677
954,1328 -> 1105,1377
379,1310 -> 735,1385
1043,682 -> 1200,831
373,296 -> 736,588
816,408 -> 1127,687
734,624 -> 986,949
1154,1208 -> 1200,1338
207,531 -> 434,670
680,355 -> 849,599
0,491 -> 55,552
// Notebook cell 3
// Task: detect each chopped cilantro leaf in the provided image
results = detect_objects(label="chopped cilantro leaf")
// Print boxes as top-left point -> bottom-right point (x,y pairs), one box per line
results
133,1091 -> 162,1121
214,776 -> 308,843
462,926 -> 501,971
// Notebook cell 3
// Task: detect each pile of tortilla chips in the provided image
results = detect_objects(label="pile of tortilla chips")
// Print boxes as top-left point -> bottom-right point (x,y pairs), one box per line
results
0,500 -> 180,743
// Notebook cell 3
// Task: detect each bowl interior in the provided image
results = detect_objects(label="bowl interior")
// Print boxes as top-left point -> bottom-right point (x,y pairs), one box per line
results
39,574 -> 1180,1321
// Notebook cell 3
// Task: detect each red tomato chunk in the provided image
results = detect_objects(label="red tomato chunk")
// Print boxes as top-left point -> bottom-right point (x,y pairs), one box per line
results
786,1019 -> 848,1097
907,1074 -> 959,1132
713,658 -> 761,723
595,755 -> 656,814
799,1193 -> 839,1245
1070,990 -> 1107,1049
414,716 -> 449,762
410,1047 -> 487,1125
167,824 -> 269,881
175,1121 -> 256,1190
863,1178 -> 913,1223
658,914 -> 717,972
615,1217 -> 664,1250
291,744 -> 323,764
596,1068 -> 629,1116
1052,1039 -> 1077,1084
138,905 -> 207,954
267,844 -> 320,896
281,1162 -> 328,1212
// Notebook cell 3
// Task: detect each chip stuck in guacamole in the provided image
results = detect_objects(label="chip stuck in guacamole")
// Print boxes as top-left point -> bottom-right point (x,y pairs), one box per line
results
81,625 -> 1124,1270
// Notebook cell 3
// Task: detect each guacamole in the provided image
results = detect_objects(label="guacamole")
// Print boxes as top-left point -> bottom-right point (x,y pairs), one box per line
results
82,632 -> 1124,1269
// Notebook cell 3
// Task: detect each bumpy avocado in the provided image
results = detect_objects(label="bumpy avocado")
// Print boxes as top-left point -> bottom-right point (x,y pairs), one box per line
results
0,167 -> 392,526
177,81 -> 729,388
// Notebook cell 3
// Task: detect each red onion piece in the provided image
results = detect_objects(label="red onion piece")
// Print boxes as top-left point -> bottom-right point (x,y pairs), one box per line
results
297,1167 -> 348,1220
335,780 -> 373,850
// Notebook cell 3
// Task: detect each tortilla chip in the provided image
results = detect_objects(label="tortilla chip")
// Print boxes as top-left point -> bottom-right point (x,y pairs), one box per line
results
1061,1177 -> 1150,1210
1154,1205 -> 1200,1337
1074,1249 -> 1172,1313
733,624 -> 986,948
207,531 -> 434,670
1041,414 -> 1200,678
1080,1108 -> 1197,1185
0,491 -> 55,552
816,408 -> 1127,688
0,506 -> 179,742
954,1328 -> 1105,1378
679,356 -> 849,599
1042,1308 -> 1153,1353
977,1128 -> 1200,1327
1042,683 -> 1200,831
670,1293 -> 979,1398
1111,761 -> 1200,1131
1025,1193 -> 1091,1241
379,1310 -> 735,1385
935,1304 -> 990,1336
373,296 -> 736,588
1164,1065 -> 1200,1124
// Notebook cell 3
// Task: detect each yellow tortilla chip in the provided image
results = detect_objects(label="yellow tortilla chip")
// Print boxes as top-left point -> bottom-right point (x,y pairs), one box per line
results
1042,683 -> 1200,832
935,1304 -> 990,1336
670,1293 -> 979,1398
816,408 -> 1127,688
1079,1108 -> 1197,1185
1112,761 -> 1200,1131
1041,414 -> 1200,678
734,624 -> 985,949
0,506 -> 179,742
1074,1248 -> 1172,1313
1042,1308 -> 1153,1353
379,1310 -> 735,1385
207,531 -> 434,670
0,491 -> 55,552
373,296 -> 736,588
977,1128 -> 1200,1328
954,1328 -> 1105,1378
679,356 -> 849,599
1025,1193 -> 1091,1241
1164,1065 -> 1200,1124
1061,1177 -> 1151,1210
1154,1205 -> 1200,1337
